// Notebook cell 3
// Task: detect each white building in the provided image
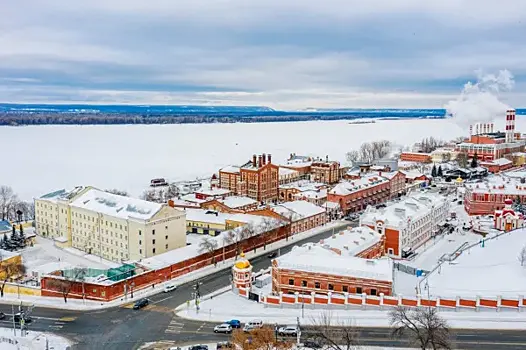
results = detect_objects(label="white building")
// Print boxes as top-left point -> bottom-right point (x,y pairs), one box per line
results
35,187 -> 186,262
360,192 -> 449,258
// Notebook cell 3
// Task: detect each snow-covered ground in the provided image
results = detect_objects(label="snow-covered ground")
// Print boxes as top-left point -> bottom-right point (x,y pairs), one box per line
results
176,290 -> 526,330
0,119 -> 473,201
0,327 -> 71,349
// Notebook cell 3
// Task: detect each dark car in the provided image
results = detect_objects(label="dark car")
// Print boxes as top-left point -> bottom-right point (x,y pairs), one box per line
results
13,313 -> 32,324
133,298 -> 149,310
303,341 -> 322,349
225,319 -> 241,328
189,345 -> 208,350
267,251 -> 277,259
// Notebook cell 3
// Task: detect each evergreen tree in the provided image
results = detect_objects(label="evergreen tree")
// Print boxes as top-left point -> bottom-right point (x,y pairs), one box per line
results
431,164 -> 437,177
437,165 -> 443,177
19,224 -> 23,235
471,152 -> 478,168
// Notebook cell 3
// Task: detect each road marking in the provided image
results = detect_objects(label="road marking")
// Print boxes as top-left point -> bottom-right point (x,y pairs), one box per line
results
54,321 -> 67,325
170,320 -> 184,326
153,295 -> 174,304
48,325 -> 63,329
59,317 -> 77,322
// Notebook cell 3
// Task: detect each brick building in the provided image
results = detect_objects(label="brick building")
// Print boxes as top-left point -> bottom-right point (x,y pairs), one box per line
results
360,192 -> 449,258
271,243 -> 393,296
464,177 -> 526,215
318,226 -> 385,259
278,180 -> 326,203
271,200 -> 327,234
455,110 -> 525,161
218,154 -> 279,203
399,152 -> 432,163
494,199 -> 525,232
327,175 -> 390,214
310,157 -> 343,184
380,171 -> 406,199
280,154 -> 313,178
479,158 -> 513,173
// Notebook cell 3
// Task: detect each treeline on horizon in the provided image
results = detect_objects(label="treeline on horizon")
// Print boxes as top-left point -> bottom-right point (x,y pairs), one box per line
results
0,112 -> 445,126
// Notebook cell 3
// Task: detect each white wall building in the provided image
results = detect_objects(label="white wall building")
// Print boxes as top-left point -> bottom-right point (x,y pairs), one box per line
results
360,191 -> 450,258
35,187 -> 186,262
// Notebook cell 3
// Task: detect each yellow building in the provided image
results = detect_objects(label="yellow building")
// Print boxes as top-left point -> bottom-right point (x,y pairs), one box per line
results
35,187 -> 186,262
507,152 -> 526,166
185,209 -> 266,236
0,250 -> 23,280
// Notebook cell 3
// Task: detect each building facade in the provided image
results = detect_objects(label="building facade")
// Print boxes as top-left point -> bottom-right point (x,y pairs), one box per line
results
360,192 -> 449,258
494,199 -> 525,232
464,177 -> 526,215
310,158 -> 343,184
381,171 -> 406,199
272,243 -> 393,296
271,201 -> 327,234
36,187 -> 186,262
327,175 -> 390,214
399,152 -> 432,163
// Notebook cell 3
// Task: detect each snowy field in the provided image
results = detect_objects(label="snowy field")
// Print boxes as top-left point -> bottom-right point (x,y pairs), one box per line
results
0,118 -> 473,201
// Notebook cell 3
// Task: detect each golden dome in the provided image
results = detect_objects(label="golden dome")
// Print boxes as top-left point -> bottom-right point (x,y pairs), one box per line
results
456,177 -> 463,183
234,251 -> 251,269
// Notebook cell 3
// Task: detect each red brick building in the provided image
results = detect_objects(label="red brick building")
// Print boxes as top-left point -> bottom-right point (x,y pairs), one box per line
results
400,152 -> 432,163
479,158 -> 513,173
310,158 -> 343,184
327,175 -> 390,214
380,171 -> 406,199
318,226 -> 385,259
464,178 -> 526,215
271,200 -> 327,234
219,154 -> 279,203
271,243 -> 393,296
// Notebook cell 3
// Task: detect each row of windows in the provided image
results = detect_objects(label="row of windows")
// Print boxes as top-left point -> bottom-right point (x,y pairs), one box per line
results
138,236 -> 168,245
286,279 -> 373,295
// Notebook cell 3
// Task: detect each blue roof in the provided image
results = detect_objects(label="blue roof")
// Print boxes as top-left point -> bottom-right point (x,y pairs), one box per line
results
0,220 -> 12,232
40,189 -> 66,199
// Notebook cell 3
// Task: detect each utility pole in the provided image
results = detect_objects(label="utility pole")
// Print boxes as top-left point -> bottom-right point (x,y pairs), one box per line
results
11,304 -> 16,336
296,316 -> 301,346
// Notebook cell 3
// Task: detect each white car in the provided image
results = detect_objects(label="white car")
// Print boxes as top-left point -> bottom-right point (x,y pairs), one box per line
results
278,326 -> 299,336
214,324 -> 233,334
243,324 -> 256,333
163,284 -> 177,293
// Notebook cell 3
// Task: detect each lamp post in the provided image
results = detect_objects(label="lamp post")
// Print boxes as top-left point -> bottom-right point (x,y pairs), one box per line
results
130,282 -> 135,298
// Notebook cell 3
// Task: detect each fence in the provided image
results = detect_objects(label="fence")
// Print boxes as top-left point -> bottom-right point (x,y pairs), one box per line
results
237,287 -> 526,313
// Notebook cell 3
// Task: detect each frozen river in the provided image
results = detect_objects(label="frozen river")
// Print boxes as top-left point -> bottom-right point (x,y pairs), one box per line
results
0,118 -> 480,200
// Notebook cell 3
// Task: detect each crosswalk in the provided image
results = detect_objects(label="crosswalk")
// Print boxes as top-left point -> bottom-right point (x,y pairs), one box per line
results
0,315 -> 77,331
165,319 -> 185,334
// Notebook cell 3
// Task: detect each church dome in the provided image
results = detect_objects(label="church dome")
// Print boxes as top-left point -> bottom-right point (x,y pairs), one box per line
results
234,252 -> 251,269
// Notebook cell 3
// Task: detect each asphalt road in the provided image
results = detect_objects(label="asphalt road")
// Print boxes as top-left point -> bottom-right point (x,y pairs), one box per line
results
1,222 -> 526,349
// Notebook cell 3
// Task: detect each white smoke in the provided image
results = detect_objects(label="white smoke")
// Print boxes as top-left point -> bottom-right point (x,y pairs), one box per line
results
445,70 -> 515,128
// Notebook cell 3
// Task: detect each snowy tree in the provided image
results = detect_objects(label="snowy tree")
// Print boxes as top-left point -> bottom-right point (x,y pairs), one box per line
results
0,186 -> 16,221
518,246 -> 526,267
437,165 -> 443,177
346,140 -> 392,165
471,152 -> 478,168
456,152 -> 469,168
431,164 -> 437,177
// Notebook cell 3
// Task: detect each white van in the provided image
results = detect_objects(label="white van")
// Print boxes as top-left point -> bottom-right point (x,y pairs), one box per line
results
245,320 -> 263,329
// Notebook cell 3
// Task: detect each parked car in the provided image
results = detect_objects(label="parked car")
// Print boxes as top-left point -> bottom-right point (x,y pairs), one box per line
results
267,251 -> 278,259
303,341 -> 322,349
243,324 -> 257,333
278,325 -> 299,336
216,342 -> 233,350
133,298 -> 150,310
163,284 -> 177,293
189,345 -> 208,350
214,324 -> 233,334
225,319 -> 241,328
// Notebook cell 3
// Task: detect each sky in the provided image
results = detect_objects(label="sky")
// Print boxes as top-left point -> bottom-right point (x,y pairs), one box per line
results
1,0 -> 526,110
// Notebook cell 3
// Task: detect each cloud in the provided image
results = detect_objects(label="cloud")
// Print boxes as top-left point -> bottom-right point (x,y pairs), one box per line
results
445,70 -> 515,128
1,1 -> 526,108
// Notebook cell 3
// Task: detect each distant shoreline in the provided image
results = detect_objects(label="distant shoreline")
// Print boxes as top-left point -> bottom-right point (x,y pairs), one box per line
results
0,113 -> 446,126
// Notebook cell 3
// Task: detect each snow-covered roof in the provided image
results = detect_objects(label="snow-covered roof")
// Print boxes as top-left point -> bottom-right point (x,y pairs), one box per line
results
380,171 -> 402,180
293,189 -> 327,200
39,186 -> 87,203
220,165 -> 240,174
324,201 -> 340,210
170,198 -> 200,208
219,196 -> 257,209
329,175 -> 388,196
272,201 -> 325,221
71,188 -> 166,221
480,158 -> 512,166
275,243 -> 393,282
195,187 -> 231,196
0,248 -> 20,260
400,170 -> 425,179
279,180 -> 326,192
321,226 -> 382,257
279,167 -> 299,176
466,176 -> 526,195
0,220 -> 12,233
184,209 -> 231,225
360,191 -> 448,230
281,158 -> 313,168
180,193 -> 208,204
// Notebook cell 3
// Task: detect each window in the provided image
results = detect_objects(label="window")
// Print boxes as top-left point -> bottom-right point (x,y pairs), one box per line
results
139,230 -> 142,236
165,244 -> 168,249
328,284 -> 334,291
356,287 -> 363,294
388,248 -> 394,255
288,279 -> 294,286
152,229 -> 155,235
301,280 -> 307,287
371,289 -> 377,296
315,282 -> 320,289
152,248 -> 156,254
342,286 -> 348,293
139,249 -> 142,254
152,239 -> 156,245
165,235 -> 168,240
165,226 -> 168,230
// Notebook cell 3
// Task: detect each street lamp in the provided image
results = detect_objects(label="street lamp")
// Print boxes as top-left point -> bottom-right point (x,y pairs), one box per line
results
130,282 -> 135,298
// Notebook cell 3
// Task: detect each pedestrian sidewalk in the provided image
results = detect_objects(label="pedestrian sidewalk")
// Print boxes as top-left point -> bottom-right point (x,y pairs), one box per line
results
0,221 -> 348,311
0,327 -> 72,349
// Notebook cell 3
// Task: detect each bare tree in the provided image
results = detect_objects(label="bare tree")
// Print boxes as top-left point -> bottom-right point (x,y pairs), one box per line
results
224,223 -> 256,258
105,189 -> 129,197
518,245 -> 526,267
456,152 -> 469,169
0,256 -> 26,297
231,326 -> 294,350
389,306 -> 453,350
419,137 -> 445,153
0,186 -> 15,221
441,153 -> 451,163
165,183 -> 179,199
47,268 -> 86,303
309,312 -> 360,350
140,189 -> 157,202
199,236 -> 219,264
345,150 -> 360,165
346,140 -> 392,165
260,217 -> 278,248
